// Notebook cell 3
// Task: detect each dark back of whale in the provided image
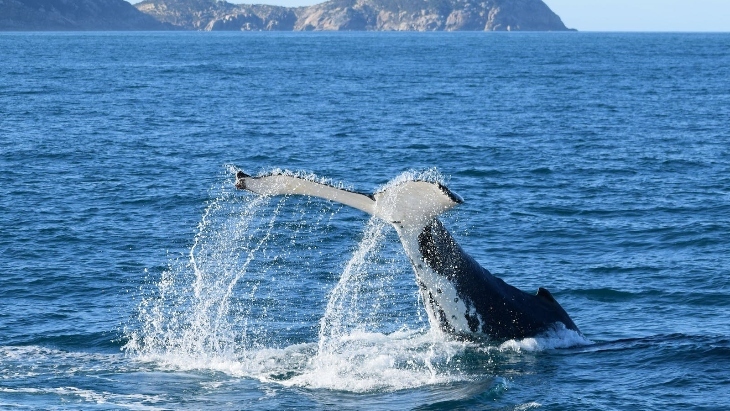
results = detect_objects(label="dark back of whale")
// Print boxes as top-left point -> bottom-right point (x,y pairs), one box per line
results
419,219 -> 579,340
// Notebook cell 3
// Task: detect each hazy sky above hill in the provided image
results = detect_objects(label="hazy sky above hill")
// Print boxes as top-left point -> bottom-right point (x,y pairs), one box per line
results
130,0 -> 730,31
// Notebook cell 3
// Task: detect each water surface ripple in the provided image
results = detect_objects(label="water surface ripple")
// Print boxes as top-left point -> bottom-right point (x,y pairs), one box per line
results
1,32 -> 728,410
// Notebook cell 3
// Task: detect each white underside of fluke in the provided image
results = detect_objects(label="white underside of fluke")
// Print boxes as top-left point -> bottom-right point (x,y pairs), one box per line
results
239,174 -> 377,216
238,173 -> 460,228
236,171 -> 476,334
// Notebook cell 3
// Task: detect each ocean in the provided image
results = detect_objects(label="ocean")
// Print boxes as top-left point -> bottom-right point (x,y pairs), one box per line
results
1,31 -> 728,410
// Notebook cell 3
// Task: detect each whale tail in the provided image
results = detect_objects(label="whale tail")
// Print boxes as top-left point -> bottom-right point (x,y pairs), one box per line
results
235,170 -> 462,228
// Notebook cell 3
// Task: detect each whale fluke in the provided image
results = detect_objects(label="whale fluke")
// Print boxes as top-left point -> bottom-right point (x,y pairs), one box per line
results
234,169 -> 580,341
235,171 -> 462,227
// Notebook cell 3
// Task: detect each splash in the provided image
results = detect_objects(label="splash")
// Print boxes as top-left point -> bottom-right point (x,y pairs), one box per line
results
125,182 -> 281,362
124,169 -> 584,393
287,216 -> 472,391
375,167 -> 446,193
495,323 -> 592,353
317,217 -> 409,352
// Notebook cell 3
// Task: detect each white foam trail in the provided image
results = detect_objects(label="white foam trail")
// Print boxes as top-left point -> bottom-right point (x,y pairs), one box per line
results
283,329 -> 473,392
496,323 -> 592,353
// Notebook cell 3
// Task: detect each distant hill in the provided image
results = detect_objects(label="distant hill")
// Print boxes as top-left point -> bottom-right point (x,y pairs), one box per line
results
135,0 -> 573,31
0,0 -> 571,31
0,0 -> 174,30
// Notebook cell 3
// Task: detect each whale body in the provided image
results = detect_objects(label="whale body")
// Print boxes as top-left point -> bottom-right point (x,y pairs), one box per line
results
235,170 -> 579,341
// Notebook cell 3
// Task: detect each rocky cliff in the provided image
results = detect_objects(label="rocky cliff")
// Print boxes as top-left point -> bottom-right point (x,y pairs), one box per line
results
136,0 -> 572,31
0,0 -> 174,30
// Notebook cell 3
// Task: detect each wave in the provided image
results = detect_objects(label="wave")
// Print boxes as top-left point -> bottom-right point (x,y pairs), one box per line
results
0,345 -> 130,381
570,287 -> 730,306
0,386 -> 167,411
571,333 -> 730,360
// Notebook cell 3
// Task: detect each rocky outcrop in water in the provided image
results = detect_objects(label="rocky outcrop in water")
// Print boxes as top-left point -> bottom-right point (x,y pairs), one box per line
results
0,0 -> 174,30
136,0 -> 572,31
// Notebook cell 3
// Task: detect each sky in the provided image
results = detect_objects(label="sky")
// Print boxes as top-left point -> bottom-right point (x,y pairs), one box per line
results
130,0 -> 730,31
542,0 -> 730,31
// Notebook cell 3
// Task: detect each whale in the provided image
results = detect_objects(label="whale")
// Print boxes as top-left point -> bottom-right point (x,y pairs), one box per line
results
235,170 -> 580,341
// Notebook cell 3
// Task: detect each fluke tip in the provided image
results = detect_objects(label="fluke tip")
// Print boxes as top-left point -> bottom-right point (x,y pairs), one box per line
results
235,170 -> 250,189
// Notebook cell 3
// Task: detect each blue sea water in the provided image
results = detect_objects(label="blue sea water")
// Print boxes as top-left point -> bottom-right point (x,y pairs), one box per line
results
1,32 -> 729,410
